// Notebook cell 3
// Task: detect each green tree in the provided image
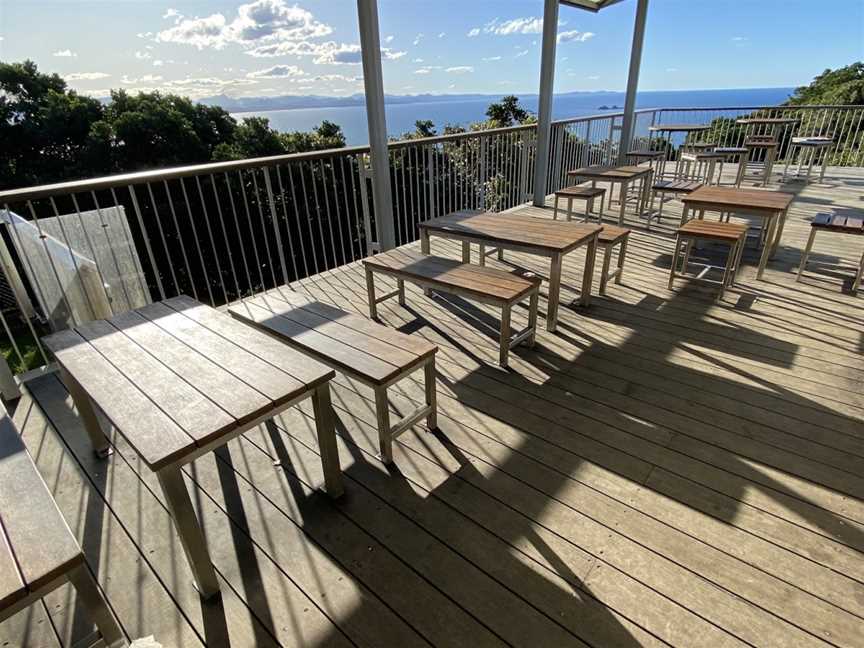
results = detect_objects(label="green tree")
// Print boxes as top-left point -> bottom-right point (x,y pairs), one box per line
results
485,95 -> 532,127
786,63 -> 864,106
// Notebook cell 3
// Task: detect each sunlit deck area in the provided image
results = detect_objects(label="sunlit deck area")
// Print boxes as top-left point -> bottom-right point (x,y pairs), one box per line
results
2,164 -> 862,647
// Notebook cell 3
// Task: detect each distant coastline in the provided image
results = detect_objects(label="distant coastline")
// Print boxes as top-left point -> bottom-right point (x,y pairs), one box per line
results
219,86 -> 795,146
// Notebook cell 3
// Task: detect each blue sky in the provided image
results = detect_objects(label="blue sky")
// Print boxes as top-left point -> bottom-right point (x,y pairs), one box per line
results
1,0 -> 861,99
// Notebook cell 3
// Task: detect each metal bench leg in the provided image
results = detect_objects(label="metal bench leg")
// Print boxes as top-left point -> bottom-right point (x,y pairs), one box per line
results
365,268 -> 378,318
527,288 -> 539,346
499,303 -> 512,367
796,227 -> 817,282
424,358 -> 438,429
157,468 -> 221,600
669,236 -> 682,290
60,368 -> 112,459
68,564 -> 126,648
374,386 -> 393,463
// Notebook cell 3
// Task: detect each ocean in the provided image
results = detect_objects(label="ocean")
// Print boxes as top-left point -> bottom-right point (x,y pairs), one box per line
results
232,87 -> 794,146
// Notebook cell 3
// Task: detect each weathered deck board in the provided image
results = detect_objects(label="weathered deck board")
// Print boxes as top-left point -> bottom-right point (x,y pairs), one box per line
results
4,164 -> 864,647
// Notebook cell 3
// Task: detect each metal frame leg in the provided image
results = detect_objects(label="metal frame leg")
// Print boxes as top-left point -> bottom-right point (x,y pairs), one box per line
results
553,194 -> 560,220
616,238 -> 627,284
580,236 -> 598,306
756,214 -> 779,280
618,180 -> 627,225
311,384 -> 343,497
68,564 -> 126,648
527,288 -> 539,345
499,303 -> 512,367
59,368 -> 112,459
668,236 -> 682,289
599,244 -> 612,295
796,227 -> 817,282
157,468 -> 221,600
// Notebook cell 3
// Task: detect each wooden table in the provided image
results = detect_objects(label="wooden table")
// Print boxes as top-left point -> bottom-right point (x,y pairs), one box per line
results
648,124 -> 710,178
736,117 -> 797,140
681,186 -> 795,279
418,210 -> 601,333
566,165 -> 653,225
43,296 -> 343,601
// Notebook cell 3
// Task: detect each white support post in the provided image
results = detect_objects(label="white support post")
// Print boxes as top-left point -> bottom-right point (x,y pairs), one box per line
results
531,0 -> 560,207
618,0 -> 649,164
357,0 -> 396,250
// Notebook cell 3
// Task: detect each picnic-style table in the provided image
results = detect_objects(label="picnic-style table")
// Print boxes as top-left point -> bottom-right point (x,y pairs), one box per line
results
43,296 -> 343,601
680,186 -> 795,279
418,210 -> 601,333
566,165 -> 653,225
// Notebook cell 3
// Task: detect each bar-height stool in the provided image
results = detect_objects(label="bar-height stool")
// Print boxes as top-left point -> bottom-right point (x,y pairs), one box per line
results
626,149 -> 666,180
669,220 -> 748,300
783,137 -> 835,183
742,136 -> 779,186
553,185 -> 607,223
648,180 -> 702,230
713,147 -> 749,186
679,151 -> 726,185
797,212 -> 864,293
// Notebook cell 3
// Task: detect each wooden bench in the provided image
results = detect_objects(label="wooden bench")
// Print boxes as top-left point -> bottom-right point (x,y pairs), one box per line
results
797,212 -> 864,293
229,289 -> 438,464
363,249 -> 540,368
597,226 -> 630,294
649,180 -> 702,229
669,220 -> 748,300
552,185 -> 606,223
0,404 -> 126,647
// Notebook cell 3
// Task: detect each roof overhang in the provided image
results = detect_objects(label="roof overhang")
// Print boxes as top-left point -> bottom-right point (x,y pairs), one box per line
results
560,0 -> 629,12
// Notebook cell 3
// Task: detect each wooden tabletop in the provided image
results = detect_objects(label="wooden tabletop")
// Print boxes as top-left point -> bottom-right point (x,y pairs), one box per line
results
567,165 -> 652,181
648,124 -> 710,132
43,296 -> 333,471
682,186 -> 795,213
418,210 -> 601,254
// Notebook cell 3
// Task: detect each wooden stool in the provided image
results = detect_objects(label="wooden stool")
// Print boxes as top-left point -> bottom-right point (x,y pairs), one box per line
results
598,225 -> 630,294
743,138 -> 778,186
797,212 -> 864,294
713,147 -> 748,186
679,152 -> 725,185
783,137 -> 835,184
648,180 -> 702,230
553,185 -> 607,223
626,149 -> 665,179
669,220 -> 747,300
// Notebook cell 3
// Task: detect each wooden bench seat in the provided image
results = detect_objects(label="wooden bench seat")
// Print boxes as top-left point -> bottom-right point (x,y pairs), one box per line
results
229,289 -> 438,463
797,212 -> 864,293
553,185 -> 606,222
0,405 -> 125,647
363,249 -> 540,367
649,180 -> 702,229
669,220 -> 748,300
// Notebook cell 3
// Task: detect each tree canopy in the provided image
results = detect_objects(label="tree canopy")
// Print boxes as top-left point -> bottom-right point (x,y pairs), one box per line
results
786,63 -> 864,106
0,60 -> 346,190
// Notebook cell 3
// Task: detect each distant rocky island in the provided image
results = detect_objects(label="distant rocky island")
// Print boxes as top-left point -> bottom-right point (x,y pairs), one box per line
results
598,105 -> 622,110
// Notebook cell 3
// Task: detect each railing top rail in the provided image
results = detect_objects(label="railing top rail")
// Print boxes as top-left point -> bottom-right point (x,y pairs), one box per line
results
2,103 -> 860,203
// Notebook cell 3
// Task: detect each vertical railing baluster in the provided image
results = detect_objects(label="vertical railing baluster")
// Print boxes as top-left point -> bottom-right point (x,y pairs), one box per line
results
178,178 -> 213,305
284,163 -> 309,278
162,181 -> 198,302
128,185 -> 167,302
194,176 -> 228,305
222,173 -> 253,295
250,170 -> 278,286
275,165 -> 301,279
262,167 -> 291,287
209,173 -> 241,299
145,183 -> 179,296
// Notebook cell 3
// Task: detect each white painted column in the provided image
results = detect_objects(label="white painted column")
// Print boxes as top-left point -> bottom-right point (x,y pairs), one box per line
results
618,0 -> 649,163
357,0 -> 396,250
531,0 -> 560,207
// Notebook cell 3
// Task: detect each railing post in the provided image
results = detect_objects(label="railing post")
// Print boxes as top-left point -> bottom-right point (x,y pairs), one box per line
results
531,0 -> 559,206
357,0 -> 396,251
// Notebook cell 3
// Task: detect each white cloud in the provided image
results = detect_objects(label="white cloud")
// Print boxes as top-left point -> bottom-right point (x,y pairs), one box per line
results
245,40 -> 402,64
65,72 -> 110,80
467,28 -> 480,37
587,75 -> 600,80
514,49 -> 529,58
557,30 -> 594,43
446,66 -> 473,74
163,8 -> 182,21
384,49 -> 406,60
156,0 -> 331,50
121,74 -> 163,84
136,32 -> 153,39
731,36 -> 747,41
413,33 -> 423,46
482,56 -> 501,61
384,35 -> 394,43
135,50 -> 152,60
438,32 -> 446,38
413,58 -> 424,63
153,60 -> 165,66
470,16 -> 567,37
448,83 -> 456,89
52,49 -> 77,57
247,64 -> 305,78
666,67 -> 678,73
312,73 -> 362,83
414,68 -> 431,75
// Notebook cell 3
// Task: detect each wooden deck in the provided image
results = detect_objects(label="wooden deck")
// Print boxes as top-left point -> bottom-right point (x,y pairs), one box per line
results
2,165 -> 863,647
